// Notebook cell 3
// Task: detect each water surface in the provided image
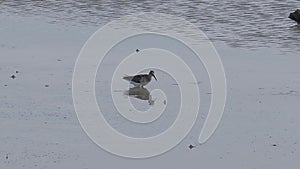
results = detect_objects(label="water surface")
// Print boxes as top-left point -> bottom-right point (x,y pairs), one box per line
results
1,0 -> 300,51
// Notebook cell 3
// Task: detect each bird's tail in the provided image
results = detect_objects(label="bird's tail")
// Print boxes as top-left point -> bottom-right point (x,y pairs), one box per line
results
123,76 -> 133,81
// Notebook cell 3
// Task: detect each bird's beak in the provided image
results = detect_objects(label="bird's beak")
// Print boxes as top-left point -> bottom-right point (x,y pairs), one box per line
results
152,74 -> 157,81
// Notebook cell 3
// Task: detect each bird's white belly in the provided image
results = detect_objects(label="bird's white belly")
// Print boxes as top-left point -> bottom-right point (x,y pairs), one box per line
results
130,81 -> 149,87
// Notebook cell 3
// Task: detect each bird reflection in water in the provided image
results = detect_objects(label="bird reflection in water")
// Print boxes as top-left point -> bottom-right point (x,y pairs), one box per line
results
124,87 -> 155,105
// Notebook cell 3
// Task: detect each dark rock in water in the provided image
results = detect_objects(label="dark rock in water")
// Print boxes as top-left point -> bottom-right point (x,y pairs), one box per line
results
289,9 -> 300,24
10,75 -> 16,79
136,49 -> 140,53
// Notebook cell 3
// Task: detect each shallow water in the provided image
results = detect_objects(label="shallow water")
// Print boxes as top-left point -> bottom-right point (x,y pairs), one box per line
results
1,1 -> 300,168
1,0 -> 300,51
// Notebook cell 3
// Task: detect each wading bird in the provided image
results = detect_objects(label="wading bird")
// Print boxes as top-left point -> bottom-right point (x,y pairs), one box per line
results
123,70 -> 157,87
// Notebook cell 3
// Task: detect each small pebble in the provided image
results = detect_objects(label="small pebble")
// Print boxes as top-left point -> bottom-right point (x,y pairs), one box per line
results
189,144 -> 196,150
148,100 -> 155,105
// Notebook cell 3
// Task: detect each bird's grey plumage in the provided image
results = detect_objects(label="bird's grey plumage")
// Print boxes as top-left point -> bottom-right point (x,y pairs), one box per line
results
123,70 -> 157,87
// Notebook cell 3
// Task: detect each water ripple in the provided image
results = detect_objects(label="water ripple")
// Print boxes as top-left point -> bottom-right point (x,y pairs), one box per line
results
1,0 -> 299,51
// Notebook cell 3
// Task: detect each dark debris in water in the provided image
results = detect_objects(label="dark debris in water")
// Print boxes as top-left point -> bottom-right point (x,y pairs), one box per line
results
272,90 -> 298,96
189,144 -> 196,150
10,75 -> 16,79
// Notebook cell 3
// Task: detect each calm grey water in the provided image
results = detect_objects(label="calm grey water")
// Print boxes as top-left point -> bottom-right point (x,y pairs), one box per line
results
1,0 -> 299,51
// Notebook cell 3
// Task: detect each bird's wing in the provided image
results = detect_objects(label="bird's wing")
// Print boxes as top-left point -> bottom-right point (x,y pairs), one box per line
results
131,75 -> 143,83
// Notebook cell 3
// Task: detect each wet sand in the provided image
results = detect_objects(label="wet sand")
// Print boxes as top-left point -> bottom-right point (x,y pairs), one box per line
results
1,8 -> 300,169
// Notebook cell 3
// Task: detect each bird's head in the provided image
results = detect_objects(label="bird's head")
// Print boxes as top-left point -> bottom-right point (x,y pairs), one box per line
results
149,70 -> 157,81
